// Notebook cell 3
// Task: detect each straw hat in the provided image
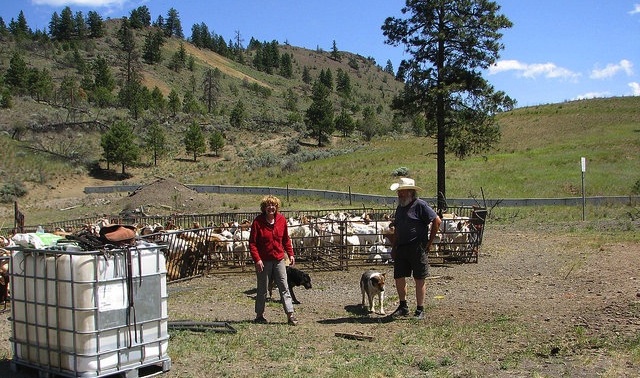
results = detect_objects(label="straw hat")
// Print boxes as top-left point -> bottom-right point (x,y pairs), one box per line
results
389,177 -> 422,191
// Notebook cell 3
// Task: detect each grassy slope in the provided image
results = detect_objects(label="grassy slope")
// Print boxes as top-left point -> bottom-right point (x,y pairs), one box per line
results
207,96 -> 639,199
1,96 -> 638,206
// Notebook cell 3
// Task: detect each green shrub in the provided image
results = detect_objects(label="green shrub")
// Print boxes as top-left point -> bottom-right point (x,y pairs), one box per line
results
0,89 -> 12,109
280,159 -> 299,173
246,152 -> 279,169
0,180 -> 27,203
285,139 -> 300,155
392,167 -> 409,177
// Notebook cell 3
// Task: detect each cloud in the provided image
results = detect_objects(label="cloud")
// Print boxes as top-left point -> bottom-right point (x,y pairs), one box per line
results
590,60 -> 634,79
630,82 -> 640,96
32,0 -> 128,7
630,4 -> 640,15
574,91 -> 611,101
488,59 -> 580,80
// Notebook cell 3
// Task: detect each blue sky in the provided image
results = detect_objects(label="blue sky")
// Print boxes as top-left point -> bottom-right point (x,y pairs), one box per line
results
3,0 -> 640,107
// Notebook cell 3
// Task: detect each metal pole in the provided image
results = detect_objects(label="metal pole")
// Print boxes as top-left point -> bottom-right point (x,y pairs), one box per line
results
581,171 -> 585,221
581,157 -> 586,221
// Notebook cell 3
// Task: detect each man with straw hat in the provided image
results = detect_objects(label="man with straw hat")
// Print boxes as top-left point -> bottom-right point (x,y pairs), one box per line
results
388,177 -> 442,320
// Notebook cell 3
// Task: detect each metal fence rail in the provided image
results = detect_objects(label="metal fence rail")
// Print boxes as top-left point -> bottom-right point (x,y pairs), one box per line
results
84,184 -> 640,208
32,208 -> 392,234
131,206 -> 485,282
4,206 -> 485,282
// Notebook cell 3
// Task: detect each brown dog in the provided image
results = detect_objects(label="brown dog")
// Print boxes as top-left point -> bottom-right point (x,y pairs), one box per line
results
360,270 -> 386,315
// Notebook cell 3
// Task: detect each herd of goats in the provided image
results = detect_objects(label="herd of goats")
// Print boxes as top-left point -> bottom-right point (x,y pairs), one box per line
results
0,208 -> 485,284
139,210 -> 485,281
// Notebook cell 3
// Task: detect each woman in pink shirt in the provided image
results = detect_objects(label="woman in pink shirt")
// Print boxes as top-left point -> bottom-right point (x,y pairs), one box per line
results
249,195 -> 298,325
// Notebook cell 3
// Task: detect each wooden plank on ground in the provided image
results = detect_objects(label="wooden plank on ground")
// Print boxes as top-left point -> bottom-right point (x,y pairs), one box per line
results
335,332 -> 374,341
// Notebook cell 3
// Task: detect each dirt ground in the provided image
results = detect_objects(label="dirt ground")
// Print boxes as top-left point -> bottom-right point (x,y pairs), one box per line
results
1,228 -> 639,376
160,228 -> 640,377
0,178 -> 639,377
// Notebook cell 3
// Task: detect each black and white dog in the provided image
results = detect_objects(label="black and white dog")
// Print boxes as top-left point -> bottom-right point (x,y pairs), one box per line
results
360,270 -> 386,315
269,266 -> 312,304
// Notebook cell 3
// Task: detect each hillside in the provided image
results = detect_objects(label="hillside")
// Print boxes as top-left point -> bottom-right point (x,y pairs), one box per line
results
0,15 -> 404,178
0,12 -> 639,228
0,17 -> 402,134
1,94 -> 638,228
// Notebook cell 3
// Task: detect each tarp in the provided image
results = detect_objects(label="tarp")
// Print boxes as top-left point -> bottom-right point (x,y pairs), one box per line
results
11,233 -> 64,249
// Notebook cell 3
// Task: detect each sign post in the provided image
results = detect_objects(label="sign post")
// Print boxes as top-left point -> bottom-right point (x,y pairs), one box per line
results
581,157 -> 586,221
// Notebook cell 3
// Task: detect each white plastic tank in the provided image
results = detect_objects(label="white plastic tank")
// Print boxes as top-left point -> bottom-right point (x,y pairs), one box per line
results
10,240 -> 171,377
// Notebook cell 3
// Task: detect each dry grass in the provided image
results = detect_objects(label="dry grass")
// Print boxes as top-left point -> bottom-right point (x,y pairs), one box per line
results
6,223 -> 638,377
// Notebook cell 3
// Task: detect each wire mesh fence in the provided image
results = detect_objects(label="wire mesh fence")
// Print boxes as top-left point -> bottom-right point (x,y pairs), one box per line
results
131,206 -> 486,282
4,206 -> 486,283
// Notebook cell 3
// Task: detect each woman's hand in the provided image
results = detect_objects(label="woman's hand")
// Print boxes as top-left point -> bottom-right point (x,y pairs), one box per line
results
255,260 -> 264,272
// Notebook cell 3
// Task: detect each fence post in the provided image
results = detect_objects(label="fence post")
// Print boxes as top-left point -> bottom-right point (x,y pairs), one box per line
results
581,157 -> 586,221
338,221 -> 345,270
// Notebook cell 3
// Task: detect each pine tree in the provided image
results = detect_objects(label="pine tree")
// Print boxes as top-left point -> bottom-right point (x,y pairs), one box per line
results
144,122 -> 167,166
334,108 -> 355,137
0,18 -> 8,37
58,6 -> 74,40
360,106 -> 378,141
305,80 -> 334,147
202,68 -> 221,113
129,6 -> 151,29
283,88 -> 298,112
384,59 -> 394,75
5,52 -> 28,94
382,0 -> 515,209
27,68 -> 54,102
149,86 -> 167,112
330,40 -> 341,61
118,80 -> 147,119
92,55 -> 115,91
9,10 -> 30,38
48,12 -> 60,39
164,8 -> 183,38
209,130 -> 225,156
117,17 -> 140,86
74,11 -> 87,39
229,100 -> 245,128
336,68 -> 351,97
279,53 -> 293,78
184,121 -> 206,162
1,88 -> 13,109
302,66 -> 312,84
101,121 -> 140,175
86,11 -> 104,38
182,91 -> 200,114
319,68 -> 333,91
168,89 -> 181,116
143,29 -> 164,64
